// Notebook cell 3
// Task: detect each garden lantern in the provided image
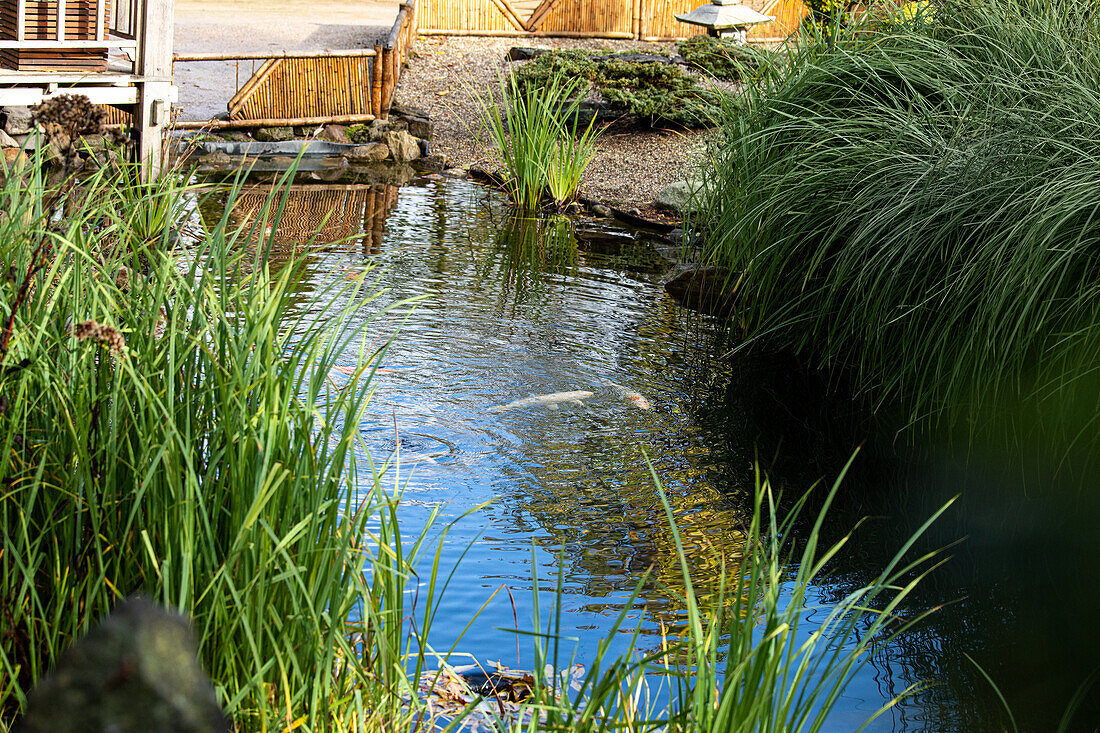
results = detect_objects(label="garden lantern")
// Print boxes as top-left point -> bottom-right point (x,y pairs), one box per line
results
675,0 -> 774,43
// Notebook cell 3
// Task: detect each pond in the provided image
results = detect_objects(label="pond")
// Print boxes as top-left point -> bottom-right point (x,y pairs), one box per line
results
200,174 -> 1100,732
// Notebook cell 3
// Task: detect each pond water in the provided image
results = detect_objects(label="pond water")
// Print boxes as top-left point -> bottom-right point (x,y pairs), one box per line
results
200,175 -> 1100,732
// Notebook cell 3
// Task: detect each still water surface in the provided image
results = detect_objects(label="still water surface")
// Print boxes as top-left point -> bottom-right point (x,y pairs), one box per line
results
201,176 -> 1100,732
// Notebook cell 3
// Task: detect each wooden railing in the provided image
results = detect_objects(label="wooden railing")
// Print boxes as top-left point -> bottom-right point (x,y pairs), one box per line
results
0,0 -> 176,179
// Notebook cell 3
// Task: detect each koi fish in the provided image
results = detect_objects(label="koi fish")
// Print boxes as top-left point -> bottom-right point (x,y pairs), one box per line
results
601,379 -> 651,410
489,390 -> 593,412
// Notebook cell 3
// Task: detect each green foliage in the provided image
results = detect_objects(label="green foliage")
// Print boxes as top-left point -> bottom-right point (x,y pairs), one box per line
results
597,59 -> 724,128
477,72 -> 601,210
0,157 -> 446,732
695,0 -> 1100,427
677,35 -> 772,81
513,51 -> 723,129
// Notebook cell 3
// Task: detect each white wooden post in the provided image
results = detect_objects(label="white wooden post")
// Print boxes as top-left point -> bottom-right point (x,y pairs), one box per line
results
135,0 -> 174,180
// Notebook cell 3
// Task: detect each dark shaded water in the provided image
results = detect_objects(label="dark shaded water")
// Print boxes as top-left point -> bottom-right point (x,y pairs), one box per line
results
200,175 -> 1100,732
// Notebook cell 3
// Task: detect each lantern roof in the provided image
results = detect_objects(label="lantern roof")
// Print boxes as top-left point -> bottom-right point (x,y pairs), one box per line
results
675,1 -> 775,29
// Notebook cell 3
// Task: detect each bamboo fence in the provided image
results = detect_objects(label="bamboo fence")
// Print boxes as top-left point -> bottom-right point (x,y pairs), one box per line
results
418,0 -> 807,41
172,0 -> 419,128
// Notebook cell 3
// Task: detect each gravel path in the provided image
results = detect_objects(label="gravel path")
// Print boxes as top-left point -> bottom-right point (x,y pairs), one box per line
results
395,35 -> 718,210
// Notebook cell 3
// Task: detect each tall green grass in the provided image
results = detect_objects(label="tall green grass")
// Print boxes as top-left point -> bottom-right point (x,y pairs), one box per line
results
695,0 -> 1100,427
0,155 -> 446,731
478,73 -> 600,211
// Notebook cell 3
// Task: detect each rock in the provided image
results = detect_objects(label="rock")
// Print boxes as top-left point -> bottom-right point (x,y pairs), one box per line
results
367,118 -> 390,141
654,179 -> 705,215
0,129 -> 18,148
508,46 -> 550,61
3,147 -> 27,169
390,102 -> 431,119
663,265 -> 736,318
17,597 -> 229,733
2,106 -> 34,135
345,143 -> 390,162
406,117 -> 432,140
198,150 -> 233,166
253,126 -> 294,142
588,202 -> 613,218
412,154 -> 446,173
220,131 -> 252,143
383,130 -> 421,163
318,124 -> 351,144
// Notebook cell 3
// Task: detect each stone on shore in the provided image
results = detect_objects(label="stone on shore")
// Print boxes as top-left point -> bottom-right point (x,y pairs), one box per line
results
253,126 -> 295,142
0,129 -> 18,148
654,179 -> 704,215
412,154 -> 447,173
1,106 -> 34,135
318,124 -> 351,144
16,597 -> 229,733
383,130 -> 421,163
346,142 -> 391,162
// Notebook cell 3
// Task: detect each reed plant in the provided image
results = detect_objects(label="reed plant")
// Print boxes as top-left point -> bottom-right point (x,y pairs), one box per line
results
694,0 -> 1100,427
0,154 -> 446,731
468,457 -> 951,733
478,72 -> 600,211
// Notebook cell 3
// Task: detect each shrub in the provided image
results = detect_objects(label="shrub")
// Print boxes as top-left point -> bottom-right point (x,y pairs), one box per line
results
677,35 -> 772,81
513,51 -> 724,129
695,0 -> 1100,426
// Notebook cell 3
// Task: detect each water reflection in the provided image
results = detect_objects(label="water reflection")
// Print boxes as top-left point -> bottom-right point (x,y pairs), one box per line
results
194,175 -> 1098,731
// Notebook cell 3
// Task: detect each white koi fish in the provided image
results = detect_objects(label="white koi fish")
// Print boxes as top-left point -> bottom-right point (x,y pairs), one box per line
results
490,390 -> 594,412
600,379 -> 652,410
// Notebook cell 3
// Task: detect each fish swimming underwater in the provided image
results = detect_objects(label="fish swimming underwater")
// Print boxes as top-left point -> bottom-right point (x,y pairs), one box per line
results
489,390 -> 594,412
600,379 -> 652,410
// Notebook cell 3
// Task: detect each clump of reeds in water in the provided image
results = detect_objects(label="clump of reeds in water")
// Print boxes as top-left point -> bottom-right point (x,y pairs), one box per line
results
478,72 -> 601,211
694,0 -> 1100,431
0,150 -> 450,731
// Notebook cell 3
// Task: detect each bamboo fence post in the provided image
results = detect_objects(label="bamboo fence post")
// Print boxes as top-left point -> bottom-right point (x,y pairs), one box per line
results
371,43 -> 384,115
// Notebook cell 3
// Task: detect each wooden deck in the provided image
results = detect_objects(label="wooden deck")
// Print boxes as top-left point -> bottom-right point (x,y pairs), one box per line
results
0,0 -> 177,177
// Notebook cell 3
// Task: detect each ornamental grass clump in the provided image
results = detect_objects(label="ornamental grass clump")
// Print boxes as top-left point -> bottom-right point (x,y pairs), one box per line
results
478,72 -> 600,210
0,155 -> 448,732
695,0 -> 1100,426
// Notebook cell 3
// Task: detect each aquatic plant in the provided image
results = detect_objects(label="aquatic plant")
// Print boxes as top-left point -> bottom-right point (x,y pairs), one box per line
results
694,0 -> 1100,428
0,154 -> 447,731
477,72 -> 600,210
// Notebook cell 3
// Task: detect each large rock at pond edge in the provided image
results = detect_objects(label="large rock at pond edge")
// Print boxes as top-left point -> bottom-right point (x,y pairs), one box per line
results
1,106 -> 34,135
383,130 -> 421,163
654,179 -> 704,215
345,142 -> 390,162
253,126 -> 295,142
663,265 -> 737,318
16,597 -> 229,733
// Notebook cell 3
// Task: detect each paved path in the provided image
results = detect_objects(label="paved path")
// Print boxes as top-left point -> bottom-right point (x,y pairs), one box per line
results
173,0 -> 400,122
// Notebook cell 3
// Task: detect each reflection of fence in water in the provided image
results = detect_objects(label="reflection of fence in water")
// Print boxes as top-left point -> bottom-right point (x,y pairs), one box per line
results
231,184 -> 400,255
